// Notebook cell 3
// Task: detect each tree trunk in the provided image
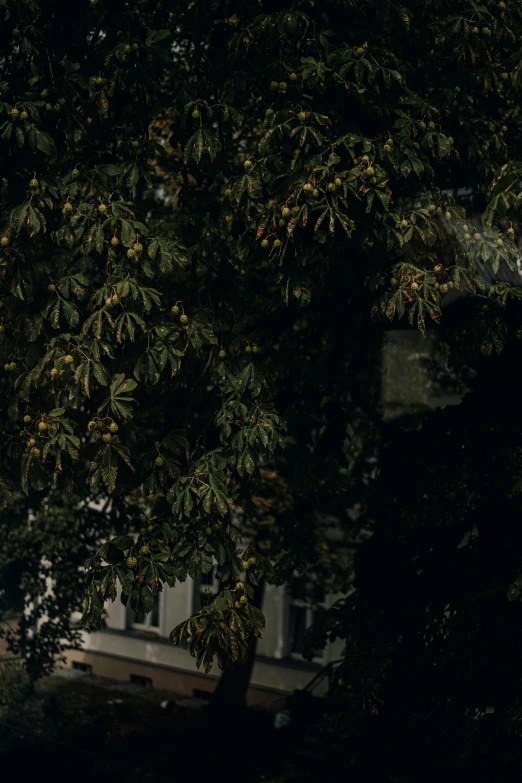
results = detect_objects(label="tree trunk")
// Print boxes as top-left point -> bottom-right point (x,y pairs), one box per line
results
210,579 -> 265,712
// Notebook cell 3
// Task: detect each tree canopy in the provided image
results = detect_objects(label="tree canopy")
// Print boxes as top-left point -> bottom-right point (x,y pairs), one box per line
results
2,2 -> 522,732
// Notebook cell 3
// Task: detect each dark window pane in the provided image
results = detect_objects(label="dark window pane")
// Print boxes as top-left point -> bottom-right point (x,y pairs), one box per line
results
309,611 -> 326,657
130,674 -> 152,688
193,689 -> 212,701
290,577 -> 324,604
133,609 -> 146,625
291,576 -> 307,600
132,593 -> 159,627
289,605 -> 308,654
200,568 -> 214,586
151,596 -> 159,627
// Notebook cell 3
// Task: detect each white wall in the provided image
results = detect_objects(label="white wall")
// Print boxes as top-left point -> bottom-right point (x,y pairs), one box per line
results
256,582 -> 287,658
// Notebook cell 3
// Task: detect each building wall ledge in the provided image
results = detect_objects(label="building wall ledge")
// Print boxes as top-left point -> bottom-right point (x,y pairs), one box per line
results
75,625 -> 322,673
66,625 -> 323,695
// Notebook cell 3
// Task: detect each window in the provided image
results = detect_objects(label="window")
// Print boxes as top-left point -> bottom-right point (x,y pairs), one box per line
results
193,567 -> 219,613
288,576 -> 325,659
127,591 -> 161,632
193,689 -> 212,701
129,673 -> 153,688
290,576 -> 325,604
72,661 -> 92,674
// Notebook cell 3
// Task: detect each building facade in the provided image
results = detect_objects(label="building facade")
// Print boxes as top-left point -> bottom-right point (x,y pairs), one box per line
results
64,572 -> 345,705
62,327 -> 461,702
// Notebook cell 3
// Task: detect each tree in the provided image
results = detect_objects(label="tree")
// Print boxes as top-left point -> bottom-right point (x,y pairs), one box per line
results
312,314 -> 522,780
2,0 -> 522,720
0,490 -> 124,680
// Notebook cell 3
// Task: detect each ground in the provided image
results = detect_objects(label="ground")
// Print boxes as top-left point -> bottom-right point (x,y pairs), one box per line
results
1,668 -> 293,781
2,665 -> 342,782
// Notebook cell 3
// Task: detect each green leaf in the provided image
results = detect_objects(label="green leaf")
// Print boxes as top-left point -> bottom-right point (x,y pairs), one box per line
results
101,445 -> 118,493
98,373 -> 138,419
34,129 -> 54,154
120,220 -> 135,245
146,29 -> 171,45
0,477 -> 15,508
10,203 -> 29,233
62,300 -> 80,327
94,222 -> 104,253
126,163 -> 139,189
184,129 -> 220,165
93,361 -> 109,386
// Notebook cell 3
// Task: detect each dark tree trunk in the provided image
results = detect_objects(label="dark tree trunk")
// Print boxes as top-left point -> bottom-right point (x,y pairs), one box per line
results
210,580 -> 265,711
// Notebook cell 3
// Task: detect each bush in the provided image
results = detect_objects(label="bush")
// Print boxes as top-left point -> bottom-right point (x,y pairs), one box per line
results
0,661 -> 49,751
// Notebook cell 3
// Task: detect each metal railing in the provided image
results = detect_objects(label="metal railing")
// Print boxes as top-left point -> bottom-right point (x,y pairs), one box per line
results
303,659 -> 343,698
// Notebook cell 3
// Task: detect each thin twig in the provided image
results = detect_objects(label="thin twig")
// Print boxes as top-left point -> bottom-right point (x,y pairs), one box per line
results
45,48 -> 54,83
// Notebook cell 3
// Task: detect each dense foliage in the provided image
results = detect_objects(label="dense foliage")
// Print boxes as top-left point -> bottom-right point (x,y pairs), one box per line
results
0,491 -> 120,677
3,3 -> 522,744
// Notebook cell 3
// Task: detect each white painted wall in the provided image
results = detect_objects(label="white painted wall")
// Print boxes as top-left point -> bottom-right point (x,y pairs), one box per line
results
256,582 -> 284,658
